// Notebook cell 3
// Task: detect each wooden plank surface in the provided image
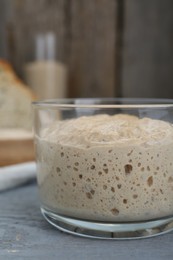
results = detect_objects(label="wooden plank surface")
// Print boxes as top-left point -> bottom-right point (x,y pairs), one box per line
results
1,183 -> 173,259
122,0 -> 173,98
0,0 -> 13,59
68,0 -> 117,97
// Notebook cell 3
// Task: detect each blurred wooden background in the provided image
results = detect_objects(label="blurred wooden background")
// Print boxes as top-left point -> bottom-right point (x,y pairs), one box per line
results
0,0 -> 173,98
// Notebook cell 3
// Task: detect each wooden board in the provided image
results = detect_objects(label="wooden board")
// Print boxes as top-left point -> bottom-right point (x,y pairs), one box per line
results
0,138 -> 35,166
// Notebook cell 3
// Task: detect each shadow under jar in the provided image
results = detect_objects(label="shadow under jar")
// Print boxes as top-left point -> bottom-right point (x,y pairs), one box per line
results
32,98 -> 173,239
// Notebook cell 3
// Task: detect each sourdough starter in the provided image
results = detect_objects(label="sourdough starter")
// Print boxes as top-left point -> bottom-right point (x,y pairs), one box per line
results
35,114 -> 173,221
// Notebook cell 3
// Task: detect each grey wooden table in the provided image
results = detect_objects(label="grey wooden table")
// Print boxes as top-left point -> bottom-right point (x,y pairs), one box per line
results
0,182 -> 173,260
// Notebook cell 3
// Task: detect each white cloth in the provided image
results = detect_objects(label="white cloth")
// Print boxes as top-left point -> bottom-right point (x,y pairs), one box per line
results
0,162 -> 36,192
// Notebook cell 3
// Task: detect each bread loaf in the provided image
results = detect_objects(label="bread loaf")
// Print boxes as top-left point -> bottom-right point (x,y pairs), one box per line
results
0,60 -> 36,166
0,60 -> 35,129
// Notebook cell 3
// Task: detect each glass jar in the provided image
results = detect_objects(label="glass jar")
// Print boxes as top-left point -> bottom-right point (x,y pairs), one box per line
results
32,98 -> 173,239
24,32 -> 67,99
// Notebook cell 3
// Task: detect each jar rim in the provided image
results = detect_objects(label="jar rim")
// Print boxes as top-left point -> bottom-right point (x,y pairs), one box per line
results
32,98 -> 173,109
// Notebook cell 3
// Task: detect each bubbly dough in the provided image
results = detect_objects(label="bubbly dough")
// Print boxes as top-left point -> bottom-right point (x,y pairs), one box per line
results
36,114 -> 173,222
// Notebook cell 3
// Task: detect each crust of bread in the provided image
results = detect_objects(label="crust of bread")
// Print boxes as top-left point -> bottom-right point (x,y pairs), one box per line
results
0,59 -> 16,74
0,59 -> 36,100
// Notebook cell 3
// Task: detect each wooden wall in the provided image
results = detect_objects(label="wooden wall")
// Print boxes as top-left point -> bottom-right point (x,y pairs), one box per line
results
122,0 -> 173,98
0,0 -> 173,98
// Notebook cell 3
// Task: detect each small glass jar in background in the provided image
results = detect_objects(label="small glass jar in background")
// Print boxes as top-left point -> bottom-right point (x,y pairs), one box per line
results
24,32 -> 67,99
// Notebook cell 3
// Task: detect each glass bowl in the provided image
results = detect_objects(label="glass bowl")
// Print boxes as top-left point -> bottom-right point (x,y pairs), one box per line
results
32,98 -> 173,239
